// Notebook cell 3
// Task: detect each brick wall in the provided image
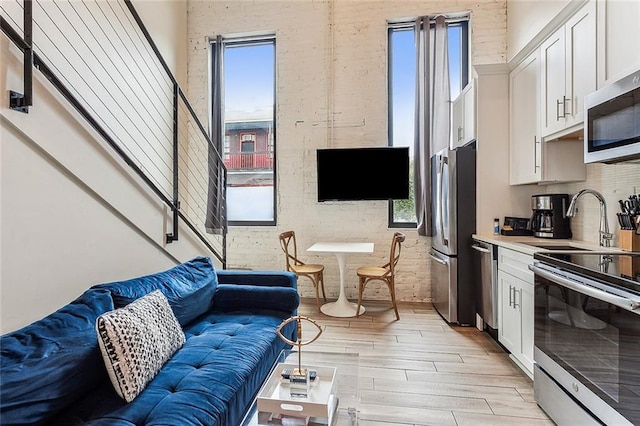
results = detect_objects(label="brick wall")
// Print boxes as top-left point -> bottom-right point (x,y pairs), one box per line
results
187,0 -> 507,303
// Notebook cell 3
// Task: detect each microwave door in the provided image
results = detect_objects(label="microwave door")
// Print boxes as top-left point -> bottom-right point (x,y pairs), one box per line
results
584,69 -> 640,163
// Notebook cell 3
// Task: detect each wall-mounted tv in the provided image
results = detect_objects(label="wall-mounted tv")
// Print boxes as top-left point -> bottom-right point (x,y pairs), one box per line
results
317,147 -> 410,202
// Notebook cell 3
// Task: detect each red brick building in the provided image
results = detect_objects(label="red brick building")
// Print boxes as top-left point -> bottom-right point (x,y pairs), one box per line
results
224,119 -> 274,187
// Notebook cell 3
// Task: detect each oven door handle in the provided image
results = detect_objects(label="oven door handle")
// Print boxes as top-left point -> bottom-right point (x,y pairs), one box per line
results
529,264 -> 640,313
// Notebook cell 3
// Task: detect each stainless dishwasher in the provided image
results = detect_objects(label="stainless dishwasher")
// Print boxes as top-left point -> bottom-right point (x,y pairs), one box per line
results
471,241 -> 498,331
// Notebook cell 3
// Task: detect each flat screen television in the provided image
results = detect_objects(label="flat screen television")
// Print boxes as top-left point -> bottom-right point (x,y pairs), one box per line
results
317,147 -> 410,202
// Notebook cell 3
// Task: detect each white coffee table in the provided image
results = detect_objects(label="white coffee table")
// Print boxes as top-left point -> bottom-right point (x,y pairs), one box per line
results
306,242 -> 374,318
241,350 -> 359,425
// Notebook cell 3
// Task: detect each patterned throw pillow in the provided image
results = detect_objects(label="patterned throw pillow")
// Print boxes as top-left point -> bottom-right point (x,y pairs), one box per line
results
96,290 -> 185,402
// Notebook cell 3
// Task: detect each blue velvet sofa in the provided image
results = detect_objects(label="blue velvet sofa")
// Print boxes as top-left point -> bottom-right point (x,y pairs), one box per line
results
1,257 -> 299,425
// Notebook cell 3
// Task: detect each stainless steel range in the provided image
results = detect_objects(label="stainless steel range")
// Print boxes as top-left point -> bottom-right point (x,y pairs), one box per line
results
530,252 -> 640,425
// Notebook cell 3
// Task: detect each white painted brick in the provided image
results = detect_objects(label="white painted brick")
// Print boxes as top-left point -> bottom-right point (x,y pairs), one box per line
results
187,0 -> 507,303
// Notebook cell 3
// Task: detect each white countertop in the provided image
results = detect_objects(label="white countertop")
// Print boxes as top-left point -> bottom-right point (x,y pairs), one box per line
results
472,234 -> 629,256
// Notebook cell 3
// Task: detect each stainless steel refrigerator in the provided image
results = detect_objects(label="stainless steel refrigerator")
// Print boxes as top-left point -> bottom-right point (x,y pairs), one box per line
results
429,143 -> 476,325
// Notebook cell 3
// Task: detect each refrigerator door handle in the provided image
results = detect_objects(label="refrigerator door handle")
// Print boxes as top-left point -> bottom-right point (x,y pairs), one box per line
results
429,250 -> 448,265
438,156 -> 449,247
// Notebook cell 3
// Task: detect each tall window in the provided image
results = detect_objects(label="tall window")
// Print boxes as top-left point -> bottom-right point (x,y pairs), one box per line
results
388,20 -> 469,227
212,37 -> 276,225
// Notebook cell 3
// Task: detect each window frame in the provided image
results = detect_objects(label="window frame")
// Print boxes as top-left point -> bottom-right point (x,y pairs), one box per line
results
447,20 -> 470,101
387,18 -> 470,229
210,35 -> 277,227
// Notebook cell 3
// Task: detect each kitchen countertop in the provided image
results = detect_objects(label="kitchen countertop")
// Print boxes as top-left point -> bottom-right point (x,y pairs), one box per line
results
471,234 -> 629,256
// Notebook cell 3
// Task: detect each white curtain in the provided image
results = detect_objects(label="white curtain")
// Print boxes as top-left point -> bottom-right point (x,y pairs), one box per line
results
414,15 -> 450,236
431,16 -> 451,154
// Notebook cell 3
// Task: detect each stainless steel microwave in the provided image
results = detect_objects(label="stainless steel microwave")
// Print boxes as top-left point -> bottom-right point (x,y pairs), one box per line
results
584,69 -> 640,163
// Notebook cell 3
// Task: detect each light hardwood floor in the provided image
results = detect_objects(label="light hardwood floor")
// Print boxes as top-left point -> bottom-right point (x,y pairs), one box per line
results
297,299 -> 554,426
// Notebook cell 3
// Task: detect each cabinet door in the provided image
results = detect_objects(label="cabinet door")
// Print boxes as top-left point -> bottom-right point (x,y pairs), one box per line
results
565,0 -> 596,128
540,27 -> 566,137
518,280 -> 535,375
597,0 -> 640,88
509,52 -> 541,185
462,81 -> 476,144
498,270 -> 520,354
452,94 -> 464,149
451,80 -> 476,149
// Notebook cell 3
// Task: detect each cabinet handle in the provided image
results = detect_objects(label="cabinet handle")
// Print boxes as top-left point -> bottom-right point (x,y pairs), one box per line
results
563,96 -> 571,117
513,288 -> 521,309
556,99 -> 563,121
508,285 -> 513,307
533,136 -> 540,171
458,126 -> 463,141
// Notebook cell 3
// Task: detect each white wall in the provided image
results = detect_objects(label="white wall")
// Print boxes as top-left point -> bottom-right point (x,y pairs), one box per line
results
506,0 -> 574,62
0,1 -> 208,334
134,0 -> 188,87
187,0 -> 508,304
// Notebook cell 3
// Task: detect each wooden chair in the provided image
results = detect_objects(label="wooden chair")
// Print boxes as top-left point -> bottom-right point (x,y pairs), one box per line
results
279,231 -> 326,312
356,232 -> 405,320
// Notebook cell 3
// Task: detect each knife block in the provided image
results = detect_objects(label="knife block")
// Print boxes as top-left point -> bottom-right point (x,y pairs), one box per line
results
619,230 -> 640,252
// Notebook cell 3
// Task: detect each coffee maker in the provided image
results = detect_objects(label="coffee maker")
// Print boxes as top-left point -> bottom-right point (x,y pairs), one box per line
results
530,194 -> 572,238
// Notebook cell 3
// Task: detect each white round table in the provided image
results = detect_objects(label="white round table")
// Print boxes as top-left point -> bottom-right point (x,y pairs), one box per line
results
306,242 -> 374,317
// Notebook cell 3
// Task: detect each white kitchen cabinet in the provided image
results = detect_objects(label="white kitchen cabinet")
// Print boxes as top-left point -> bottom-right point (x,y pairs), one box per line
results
452,93 -> 464,148
509,50 -> 586,185
597,0 -> 640,88
451,79 -> 476,149
497,247 -> 534,378
540,0 -> 596,139
520,279 -> 535,370
510,51 -> 541,185
540,27 -> 566,137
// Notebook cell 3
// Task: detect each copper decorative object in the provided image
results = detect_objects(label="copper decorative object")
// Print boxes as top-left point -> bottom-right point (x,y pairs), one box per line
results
276,315 -> 323,398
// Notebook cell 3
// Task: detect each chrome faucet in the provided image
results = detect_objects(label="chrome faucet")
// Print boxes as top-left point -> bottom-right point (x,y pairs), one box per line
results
566,189 -> 613,247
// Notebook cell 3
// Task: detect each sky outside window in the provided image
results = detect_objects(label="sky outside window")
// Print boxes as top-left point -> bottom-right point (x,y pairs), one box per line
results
448,25 -> 462,99
391,28 -> 416,154
224,42 -> 274,121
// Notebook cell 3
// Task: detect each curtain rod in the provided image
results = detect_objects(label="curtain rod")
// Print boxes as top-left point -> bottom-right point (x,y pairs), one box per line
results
388,14 -> 470,27
207,33 -> 275,45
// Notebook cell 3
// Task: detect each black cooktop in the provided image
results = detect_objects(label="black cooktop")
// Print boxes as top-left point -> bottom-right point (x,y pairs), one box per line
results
534,251 -> 640,291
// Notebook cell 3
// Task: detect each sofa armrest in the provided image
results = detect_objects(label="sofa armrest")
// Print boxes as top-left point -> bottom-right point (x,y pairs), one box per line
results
211,284 -> 299,313
215,270 -> 297,289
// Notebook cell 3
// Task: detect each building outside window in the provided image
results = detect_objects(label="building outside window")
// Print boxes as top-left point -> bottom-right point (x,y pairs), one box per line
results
212,37 -> 276,225
388,19 -> 469,227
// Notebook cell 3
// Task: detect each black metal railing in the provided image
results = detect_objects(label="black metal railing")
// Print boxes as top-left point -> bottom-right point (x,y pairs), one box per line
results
1,0 -> 227,266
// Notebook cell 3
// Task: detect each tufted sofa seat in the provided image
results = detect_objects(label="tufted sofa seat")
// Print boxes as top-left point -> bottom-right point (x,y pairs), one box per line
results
1,257 -> 299,426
